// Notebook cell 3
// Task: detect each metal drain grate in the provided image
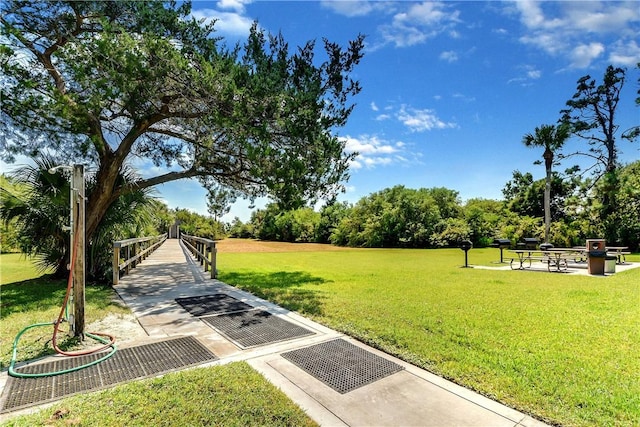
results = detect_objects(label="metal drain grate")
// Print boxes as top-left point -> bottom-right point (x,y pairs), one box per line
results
175,294 -> 253,317
1,336 -> 217,413
200,310 -> 314,348
281,339 -> 404,394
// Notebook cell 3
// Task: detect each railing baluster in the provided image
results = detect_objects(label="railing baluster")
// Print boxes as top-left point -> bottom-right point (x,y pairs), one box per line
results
180,234 -> 217,279
112,234 -> 168,285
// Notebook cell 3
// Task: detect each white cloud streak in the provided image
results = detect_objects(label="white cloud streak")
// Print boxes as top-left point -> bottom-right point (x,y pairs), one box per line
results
190,9 -> 254,36
397,105 -> 456,132
513,1 -> 640,69
343,135 -> 409,170
380,2 -> 461,48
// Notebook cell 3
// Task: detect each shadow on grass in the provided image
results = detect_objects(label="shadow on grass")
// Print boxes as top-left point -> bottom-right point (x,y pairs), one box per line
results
1,277 -> 126,368
0,276 -> 123,316
220,271 -> 328,316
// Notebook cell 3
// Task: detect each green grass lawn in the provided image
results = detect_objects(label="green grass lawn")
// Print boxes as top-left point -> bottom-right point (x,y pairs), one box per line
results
0,253 -> 53,284
217,246 -> 640,427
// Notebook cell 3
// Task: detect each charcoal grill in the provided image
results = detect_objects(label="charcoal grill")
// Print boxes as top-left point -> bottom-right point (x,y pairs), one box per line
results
517,238 -> 539,250
459,240 -> 473,267
491,238 -> 511,263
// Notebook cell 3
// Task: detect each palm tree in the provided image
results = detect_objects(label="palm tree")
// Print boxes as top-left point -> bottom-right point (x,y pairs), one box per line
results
522,124 -> 571,243
1,156 -> 159,279
0,157 -> 71,276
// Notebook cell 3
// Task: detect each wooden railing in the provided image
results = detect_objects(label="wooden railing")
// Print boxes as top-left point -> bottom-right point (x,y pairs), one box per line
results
112,234 -> 167,285
180,234 -> 217,279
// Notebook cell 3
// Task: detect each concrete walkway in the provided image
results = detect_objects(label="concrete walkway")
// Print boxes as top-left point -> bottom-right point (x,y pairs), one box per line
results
3,239 -> 551,426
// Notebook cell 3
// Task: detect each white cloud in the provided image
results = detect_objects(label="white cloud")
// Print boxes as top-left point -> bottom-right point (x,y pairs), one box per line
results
343,135 -> 409,170
397,105 -> 456,132
512,1 -> 640,69
375,114 -> 391,121
519,32 -> 564,55
516,0 -> 564,31
320,0 -> 383,17
190,9 -> 254,36
377,2 -> 461,48
564,1 -> 640,34
608,40 -> 640,66
508,64 -> 542,86
452,93 -> 476,103
216,0 -> 251,13
569,42 -> 605,69
344,135 -> 399,155
527,69 -> 541,79
440,50 -> 459,63
370,102 -> 379,111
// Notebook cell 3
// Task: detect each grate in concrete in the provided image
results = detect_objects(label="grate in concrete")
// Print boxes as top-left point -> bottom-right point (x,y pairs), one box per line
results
1,336 -> 217,413
281,339 -> 404,394
175,293 -> 254,317
200,310 -> 314,348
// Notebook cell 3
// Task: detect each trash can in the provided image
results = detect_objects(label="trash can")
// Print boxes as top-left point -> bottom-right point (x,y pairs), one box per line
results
586,239 -> 606,275
605,255 -> 616,274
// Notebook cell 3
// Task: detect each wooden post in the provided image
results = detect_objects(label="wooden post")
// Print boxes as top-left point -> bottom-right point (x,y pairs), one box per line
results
125,246 -> 131,274
113,244 -> 120,286
72,165 -> 85,339
210,241 -> 217,279
132,242 -> 138,268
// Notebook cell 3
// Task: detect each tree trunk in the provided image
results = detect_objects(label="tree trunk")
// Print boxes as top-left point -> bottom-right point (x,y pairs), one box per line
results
544,171 -> 551,243
85,161 -> 121,242
543,149 -> 553,243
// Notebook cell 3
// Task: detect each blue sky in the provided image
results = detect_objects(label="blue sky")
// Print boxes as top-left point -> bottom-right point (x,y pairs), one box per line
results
3,1 -> 639,222
166,0 -> 640,222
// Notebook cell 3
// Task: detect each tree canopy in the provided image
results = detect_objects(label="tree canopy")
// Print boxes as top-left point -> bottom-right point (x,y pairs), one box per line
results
1,1 -> 364,240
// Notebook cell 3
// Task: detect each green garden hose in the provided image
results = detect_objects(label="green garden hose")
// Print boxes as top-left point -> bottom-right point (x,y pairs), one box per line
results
8,218 -> 117,378
8,323 -> 117,378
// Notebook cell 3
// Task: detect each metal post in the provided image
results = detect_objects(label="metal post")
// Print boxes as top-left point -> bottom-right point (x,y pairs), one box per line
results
72,165 -> 85,339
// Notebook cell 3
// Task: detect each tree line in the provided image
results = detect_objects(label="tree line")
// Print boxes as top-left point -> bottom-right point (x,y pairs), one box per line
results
229,159 -> 639,251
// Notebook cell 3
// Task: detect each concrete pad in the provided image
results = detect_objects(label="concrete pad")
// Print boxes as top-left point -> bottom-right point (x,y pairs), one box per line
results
251,341 -> 527,427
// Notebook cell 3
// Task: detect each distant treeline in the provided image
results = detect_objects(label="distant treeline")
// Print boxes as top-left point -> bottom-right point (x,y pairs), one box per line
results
228,161 -> 640,251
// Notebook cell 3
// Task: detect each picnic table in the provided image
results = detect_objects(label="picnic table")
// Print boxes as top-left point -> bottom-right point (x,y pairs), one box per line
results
573,246 -> 630,265
508,248 -> 586,272
509,245 -> 630,272
606,246 -> 630,264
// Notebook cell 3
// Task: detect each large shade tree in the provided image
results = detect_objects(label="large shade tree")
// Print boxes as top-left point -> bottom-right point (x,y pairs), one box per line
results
1,1 -> 364,242
559,65 -> 635,243
522,123 -> 570,243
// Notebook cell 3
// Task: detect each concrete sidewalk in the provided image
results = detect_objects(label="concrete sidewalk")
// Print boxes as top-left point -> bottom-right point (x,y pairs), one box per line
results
2,239 -> 551,426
